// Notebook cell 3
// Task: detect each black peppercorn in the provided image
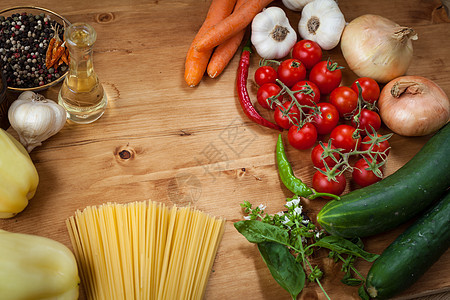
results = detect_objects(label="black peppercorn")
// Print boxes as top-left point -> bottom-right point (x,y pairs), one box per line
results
0,11 -> 67,89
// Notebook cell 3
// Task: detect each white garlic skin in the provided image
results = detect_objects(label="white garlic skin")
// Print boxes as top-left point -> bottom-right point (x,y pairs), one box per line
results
282,0 -> 314,11
298,0 -> 346,50
251,7 -> 297,59
8,91 -> 67,152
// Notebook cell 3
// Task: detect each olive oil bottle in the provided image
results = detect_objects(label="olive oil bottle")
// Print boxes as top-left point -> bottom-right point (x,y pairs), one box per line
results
58,23 -> 107,124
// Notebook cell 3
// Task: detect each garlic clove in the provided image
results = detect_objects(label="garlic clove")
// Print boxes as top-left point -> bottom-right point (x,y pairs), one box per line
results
8,92 -> 67,152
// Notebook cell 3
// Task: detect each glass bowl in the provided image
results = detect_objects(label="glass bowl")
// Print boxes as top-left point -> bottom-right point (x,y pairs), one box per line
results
0,6 -> 71,92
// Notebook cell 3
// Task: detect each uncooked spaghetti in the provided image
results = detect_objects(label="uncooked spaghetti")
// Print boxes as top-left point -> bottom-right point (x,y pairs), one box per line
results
66,201 -> 225,300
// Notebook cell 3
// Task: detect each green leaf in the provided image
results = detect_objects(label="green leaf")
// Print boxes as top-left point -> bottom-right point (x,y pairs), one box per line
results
358,285 -> 370,300
234,220 -> 290,245
313,236 -> 379,262
258,242 -> 305,299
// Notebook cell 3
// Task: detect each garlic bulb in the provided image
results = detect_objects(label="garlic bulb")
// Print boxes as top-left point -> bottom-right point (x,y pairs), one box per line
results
298,0 -> 346,50
8,91 -> 67,152
282,0 -> 314,11
340,14 -> 418,83
251,7 -> 297,59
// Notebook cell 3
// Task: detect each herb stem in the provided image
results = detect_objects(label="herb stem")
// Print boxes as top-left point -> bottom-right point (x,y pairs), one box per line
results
337,254 -> 366,282
297,243 -> 332,300
315,277 -> 332,300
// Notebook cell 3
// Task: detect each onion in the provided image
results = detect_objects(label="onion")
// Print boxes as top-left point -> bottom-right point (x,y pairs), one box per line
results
378,76 -> 450,136
340,14 -> 418,83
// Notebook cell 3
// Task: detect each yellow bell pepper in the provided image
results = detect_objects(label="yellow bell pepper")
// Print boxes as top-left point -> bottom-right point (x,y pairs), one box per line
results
0,230 -> 80,300
0,129 -> 39,218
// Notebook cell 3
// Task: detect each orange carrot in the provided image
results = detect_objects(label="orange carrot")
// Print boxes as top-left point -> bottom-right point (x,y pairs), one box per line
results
194,0 -> 274,52
184,0 -> 237,87
206,0 -> 246,79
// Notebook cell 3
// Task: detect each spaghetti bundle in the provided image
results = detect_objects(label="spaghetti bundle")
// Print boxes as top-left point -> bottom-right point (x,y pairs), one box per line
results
66,201 -> 225,300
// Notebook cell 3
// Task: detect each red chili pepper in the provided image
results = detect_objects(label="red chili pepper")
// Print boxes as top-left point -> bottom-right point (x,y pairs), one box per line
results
237,40 -> 283,132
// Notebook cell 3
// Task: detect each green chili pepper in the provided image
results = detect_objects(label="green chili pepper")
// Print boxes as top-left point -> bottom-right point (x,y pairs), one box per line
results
276,134 -> 341,200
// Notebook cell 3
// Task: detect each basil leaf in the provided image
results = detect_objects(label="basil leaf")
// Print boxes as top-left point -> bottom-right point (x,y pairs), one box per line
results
234,220 -> 289,245
258,242 -> 305,299
313,236 -> 379,262
358,285 -> 370,300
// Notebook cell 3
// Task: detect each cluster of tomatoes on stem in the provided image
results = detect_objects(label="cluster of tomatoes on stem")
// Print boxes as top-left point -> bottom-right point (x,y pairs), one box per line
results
254,40 -> 392,197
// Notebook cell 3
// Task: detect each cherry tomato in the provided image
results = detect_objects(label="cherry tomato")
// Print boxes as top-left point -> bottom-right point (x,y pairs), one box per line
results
352,109 -> 381,135
288,122 -> 317,150
329,86 -> 358,117
330,125 -> 361,153
309,60 -> 342,95
361,134 -> 390,162
274,101 -> 301,129
254,65 -> 278,87
311,143 -> 340,169
312,168 -> 346,197
352,158 -> 383,187
257,83 -> 283,110
277,58 -> 306,88
351,77 -> 380,104
291,40 -> 322,69
311,102 -> 340,135
291,80 -> 321,107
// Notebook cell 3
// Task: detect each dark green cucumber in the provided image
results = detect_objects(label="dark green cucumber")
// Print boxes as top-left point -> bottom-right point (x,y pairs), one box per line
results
317,123 -> 450,238
366,191 -> 450,299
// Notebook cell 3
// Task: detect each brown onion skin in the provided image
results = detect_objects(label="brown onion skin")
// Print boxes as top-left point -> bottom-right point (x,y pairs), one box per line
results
340,14 -> 416,84
378,76 -> 450,136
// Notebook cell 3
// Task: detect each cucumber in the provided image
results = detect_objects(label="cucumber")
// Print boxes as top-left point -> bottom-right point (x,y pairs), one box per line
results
317,123 -> 450,238
366,191 -> 450,299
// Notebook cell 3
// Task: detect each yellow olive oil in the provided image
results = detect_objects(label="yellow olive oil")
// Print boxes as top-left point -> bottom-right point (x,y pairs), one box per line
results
58,23 -> 107,124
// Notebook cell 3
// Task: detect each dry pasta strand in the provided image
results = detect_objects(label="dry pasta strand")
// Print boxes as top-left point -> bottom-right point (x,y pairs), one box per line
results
66,201 -> 225,300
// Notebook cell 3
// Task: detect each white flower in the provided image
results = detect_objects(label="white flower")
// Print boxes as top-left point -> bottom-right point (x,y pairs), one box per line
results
293,206 -> 303,216
282,215 -> 291,225
286,197 -> 301,208
258,204 -> 267,210
302,219 -> 310,225
243,216 -> 251,220
315,232 -> 321,239
276,211 -> 285,217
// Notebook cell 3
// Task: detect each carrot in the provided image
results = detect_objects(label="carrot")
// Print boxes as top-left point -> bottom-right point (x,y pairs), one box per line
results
194,0 -> 274,52
184,0 -> 237,87
206,0 -> 246,79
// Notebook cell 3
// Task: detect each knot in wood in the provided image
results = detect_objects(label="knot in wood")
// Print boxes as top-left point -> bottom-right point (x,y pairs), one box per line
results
114,146 -> 137,162
119,150 -> 131,160
96,13 -> 115,23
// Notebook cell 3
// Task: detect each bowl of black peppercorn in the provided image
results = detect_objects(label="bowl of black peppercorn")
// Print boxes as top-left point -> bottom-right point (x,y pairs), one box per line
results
0,6 -> 71,92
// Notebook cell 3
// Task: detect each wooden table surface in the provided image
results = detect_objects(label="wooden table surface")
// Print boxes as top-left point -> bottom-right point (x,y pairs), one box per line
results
1,0 -> 449,299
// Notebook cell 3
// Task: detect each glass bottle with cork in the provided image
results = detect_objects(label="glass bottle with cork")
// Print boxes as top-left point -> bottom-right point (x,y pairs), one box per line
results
58,23 -> 107,124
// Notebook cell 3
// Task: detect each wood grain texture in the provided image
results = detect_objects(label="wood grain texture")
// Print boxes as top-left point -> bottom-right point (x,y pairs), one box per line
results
0,0 -> 449,299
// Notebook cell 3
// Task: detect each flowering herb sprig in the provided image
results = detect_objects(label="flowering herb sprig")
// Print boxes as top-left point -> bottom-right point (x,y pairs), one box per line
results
235,197 -> 378,299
